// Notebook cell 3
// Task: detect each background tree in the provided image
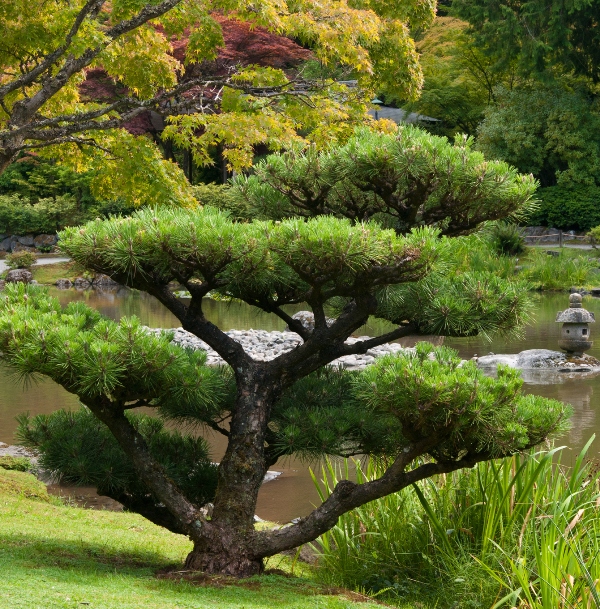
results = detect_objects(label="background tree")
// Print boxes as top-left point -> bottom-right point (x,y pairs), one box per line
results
402,17 -> 520,137
0,127 -> 570,577
0,0 -> 434,204
451,0 -> 600,83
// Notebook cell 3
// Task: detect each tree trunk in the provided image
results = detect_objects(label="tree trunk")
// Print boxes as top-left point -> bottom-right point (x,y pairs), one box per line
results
183,371 -> 276,576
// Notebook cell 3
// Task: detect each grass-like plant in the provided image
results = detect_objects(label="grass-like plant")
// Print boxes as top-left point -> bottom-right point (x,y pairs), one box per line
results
313,438 -> 600,608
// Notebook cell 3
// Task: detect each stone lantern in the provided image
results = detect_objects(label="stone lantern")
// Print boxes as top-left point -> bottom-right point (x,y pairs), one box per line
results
556,293 -> 595,356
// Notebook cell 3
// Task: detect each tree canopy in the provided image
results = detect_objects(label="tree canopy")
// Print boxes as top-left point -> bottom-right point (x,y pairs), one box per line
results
0,0 -> 436,204
452,0 -> 600,83
477,84 -> 600,187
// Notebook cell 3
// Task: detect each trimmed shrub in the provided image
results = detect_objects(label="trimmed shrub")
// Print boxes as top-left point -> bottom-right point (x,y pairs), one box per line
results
527,185 -> 600,230
6,250 -> 38,269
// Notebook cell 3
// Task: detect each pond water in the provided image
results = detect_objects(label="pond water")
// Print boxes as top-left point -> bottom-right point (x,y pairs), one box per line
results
1,287 -> 599,522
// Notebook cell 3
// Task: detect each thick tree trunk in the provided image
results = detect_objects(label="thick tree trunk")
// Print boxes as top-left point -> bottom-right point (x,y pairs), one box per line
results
183,371 -> 276,576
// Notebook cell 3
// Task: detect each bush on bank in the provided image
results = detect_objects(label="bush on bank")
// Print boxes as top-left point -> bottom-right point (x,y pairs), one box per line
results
527,185 -> 600,231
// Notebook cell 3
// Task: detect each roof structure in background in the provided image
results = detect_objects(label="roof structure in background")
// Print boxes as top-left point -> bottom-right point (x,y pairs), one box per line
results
367,106 -> 440,124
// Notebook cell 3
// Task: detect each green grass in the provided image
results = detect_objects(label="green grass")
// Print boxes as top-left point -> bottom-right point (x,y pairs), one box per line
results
452,234 -> 600,290
0,468 -> 376,609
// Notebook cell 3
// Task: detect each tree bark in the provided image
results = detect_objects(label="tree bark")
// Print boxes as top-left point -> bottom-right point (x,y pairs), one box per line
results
182,367 -> 278,576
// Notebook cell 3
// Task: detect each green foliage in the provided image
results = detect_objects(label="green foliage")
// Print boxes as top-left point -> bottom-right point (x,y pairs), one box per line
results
229,126 -> 538,235
0,456 -> 31,472
0,285 -> 230,418
0,159 -> 95,203
523,249 -> 598,291
486,222 -> 525,256
17,408 -> 218,509
452,0 -> 600,82
5,250 -> 37,270
314,440 -> 598,608
450,233 -> 600,290
161,342 -> 570,463
0,193 -> 136,236
528,184 -> 600,231
405,17 -> 512,137
476,85 -> 600,188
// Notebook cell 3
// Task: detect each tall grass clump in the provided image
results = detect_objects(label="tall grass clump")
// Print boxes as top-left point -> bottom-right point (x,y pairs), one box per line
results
313,439 -> 600,608
525,249 -> 598,290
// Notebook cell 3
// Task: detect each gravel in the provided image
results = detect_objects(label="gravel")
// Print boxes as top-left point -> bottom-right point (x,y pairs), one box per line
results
150,327 -> 408,370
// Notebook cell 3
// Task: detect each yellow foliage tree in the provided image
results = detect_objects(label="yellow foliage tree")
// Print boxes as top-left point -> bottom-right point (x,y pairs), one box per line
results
0,0 -> 435,205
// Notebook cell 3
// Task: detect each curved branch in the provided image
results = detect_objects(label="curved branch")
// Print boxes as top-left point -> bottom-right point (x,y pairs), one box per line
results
252,449 -> 493,558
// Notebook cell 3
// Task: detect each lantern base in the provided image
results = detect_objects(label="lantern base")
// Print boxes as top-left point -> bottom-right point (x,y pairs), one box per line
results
558,338 -> 593,356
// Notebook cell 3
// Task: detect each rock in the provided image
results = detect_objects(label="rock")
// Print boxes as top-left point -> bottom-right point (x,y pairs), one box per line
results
5,269 -> 33,284
33,234 -> 58,248
590,288 -> 600,297
0,236 -> 14,251
284,310 -> 335,333
516,349 -> 568,368
73,277 -> 91,288
92,273 -> 119,286
11,243 -> 37,253
546,250 -> 560,257
54,278 -> 73,289
18,235 -> 34,246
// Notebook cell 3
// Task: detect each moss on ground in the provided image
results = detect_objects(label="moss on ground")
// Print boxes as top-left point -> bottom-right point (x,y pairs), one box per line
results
0,469 -> 377,609
31,261 -> 84,285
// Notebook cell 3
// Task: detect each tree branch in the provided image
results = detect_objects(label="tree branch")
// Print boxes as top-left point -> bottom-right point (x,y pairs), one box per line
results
84,399 -> 205,540
337,323 -> 418,356
8,0 -> 184,124
252,448 -> 494,558
0,0 -> 106,102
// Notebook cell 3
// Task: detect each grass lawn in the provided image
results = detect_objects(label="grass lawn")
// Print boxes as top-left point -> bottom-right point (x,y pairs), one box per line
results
0,468 -> 377,609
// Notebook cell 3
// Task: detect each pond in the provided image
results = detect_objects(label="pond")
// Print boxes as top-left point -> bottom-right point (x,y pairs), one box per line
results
1,287 -> 599,522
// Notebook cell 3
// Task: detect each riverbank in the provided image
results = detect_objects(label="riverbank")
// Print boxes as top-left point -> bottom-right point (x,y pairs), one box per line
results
0,467 -> 378,609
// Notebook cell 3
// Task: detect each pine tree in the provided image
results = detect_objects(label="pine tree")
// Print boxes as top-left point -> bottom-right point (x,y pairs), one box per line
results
0,127 -> 570,577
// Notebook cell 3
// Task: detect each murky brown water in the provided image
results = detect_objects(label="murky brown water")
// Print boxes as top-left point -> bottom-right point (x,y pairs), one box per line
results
1,288 -> 599,521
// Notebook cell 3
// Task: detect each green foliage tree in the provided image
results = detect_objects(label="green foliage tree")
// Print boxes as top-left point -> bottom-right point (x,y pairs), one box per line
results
0,0 -> 434,204
476,85 -> 600,188
451,0 -> 600,83
404,17 -> 519,137
0,128 -> 571,577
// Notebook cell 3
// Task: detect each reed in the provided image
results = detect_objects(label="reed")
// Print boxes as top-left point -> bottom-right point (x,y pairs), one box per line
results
313,438 -> 600,608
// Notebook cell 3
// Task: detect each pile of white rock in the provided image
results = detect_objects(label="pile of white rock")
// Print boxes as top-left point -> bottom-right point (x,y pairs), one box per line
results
153,327 -> 407,370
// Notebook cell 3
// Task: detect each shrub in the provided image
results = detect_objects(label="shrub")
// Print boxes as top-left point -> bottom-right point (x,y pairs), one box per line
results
486,221 -> 525,256
527,184 -> 600,231
6,250 -> 37,269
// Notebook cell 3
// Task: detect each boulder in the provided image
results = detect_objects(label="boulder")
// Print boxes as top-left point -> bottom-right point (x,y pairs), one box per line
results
54,279 -> 73,289
33,234 -> 58,248
11,243 -> 37,253
18,235 -> 34,246
5,269 -> 33,284
284,310 -> 335,333
0,236 -> 13,251
92,273 -> 119,286
73,277 -> 91,288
